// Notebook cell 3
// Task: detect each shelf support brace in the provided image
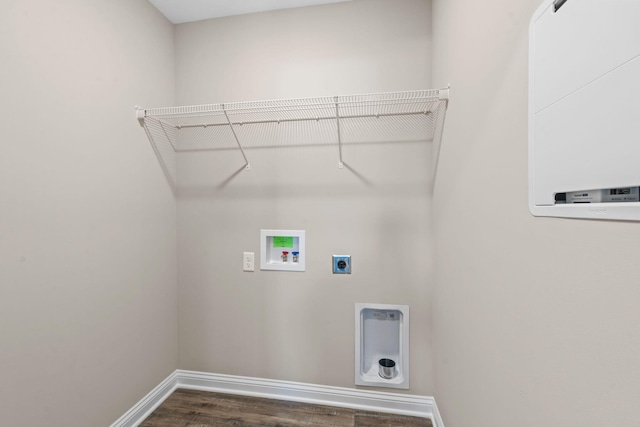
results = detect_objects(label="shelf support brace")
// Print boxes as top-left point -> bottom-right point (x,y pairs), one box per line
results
222,104 -> 251,171
335,96 -> 344,169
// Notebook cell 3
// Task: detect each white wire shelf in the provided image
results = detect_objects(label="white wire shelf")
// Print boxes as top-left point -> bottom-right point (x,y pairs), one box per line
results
136,88 -> 449,174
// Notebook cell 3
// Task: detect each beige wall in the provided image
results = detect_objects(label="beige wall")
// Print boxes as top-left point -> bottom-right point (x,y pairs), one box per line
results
175,0 -> 432,104
0,1 -> 177,426
432,0 -> 640,426
175,0 -> 435,394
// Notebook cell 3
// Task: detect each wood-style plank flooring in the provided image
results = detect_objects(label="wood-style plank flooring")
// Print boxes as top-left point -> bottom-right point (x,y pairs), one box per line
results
140,389 -> 433,427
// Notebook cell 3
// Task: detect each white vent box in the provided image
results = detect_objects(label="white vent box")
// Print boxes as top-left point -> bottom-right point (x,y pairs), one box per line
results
355,303 -> 409,389
529,0 -> 640,220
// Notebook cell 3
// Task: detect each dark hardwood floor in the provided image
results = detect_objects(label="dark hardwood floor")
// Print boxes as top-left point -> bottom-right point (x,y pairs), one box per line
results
140,389 -> 433,427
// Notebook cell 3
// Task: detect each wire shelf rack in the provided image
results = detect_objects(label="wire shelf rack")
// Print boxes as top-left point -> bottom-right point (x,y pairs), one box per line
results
136,88 -> 449,177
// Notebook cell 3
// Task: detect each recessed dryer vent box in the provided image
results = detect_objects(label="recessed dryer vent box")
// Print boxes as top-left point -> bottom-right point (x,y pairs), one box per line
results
529,0 -> 640,220
260,230 -> 305,272
355,303 -> 409,389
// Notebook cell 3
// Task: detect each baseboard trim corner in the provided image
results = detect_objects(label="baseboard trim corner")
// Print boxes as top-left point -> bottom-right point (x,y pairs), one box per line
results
111,370 -> 444,427
432,398 -> 446,427
109,371 -> 178,427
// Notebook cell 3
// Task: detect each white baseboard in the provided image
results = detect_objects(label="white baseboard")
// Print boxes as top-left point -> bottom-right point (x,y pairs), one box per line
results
111,370 -> 444,427
109,371 -> 179,427
432,398 -> 446,427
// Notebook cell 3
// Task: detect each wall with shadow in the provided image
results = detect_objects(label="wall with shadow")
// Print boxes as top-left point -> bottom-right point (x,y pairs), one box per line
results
173,0 -> 436,395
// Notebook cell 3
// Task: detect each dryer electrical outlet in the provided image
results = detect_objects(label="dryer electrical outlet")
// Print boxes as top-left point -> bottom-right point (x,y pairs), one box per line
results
333,255 -> 351,274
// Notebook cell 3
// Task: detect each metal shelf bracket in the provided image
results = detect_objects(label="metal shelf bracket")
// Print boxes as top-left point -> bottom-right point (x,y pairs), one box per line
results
222,104 -> 251,171
335,96 -> 344,169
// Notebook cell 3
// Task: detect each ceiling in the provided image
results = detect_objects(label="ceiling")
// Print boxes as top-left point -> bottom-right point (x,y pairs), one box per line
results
148,0 -> 352,24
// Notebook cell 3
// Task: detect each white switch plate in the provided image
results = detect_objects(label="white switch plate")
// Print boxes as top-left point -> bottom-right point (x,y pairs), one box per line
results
243,252 -> 255,272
